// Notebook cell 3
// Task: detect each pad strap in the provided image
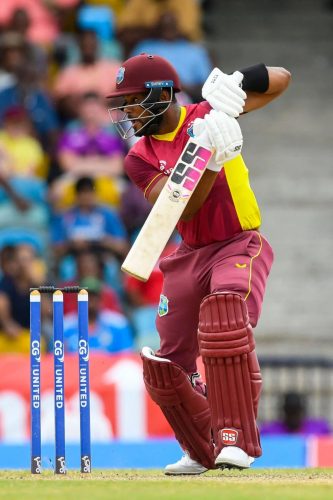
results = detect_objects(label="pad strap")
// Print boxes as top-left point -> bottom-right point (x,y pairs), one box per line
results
198,293 -> 262,457
141,348 -> 215,469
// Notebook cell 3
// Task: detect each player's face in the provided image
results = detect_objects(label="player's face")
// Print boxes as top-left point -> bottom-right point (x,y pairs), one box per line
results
108,88 -> 173,139
123,93 -> 153,132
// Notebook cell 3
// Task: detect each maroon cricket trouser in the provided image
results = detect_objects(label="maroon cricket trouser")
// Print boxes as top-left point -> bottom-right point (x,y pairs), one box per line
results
155,230 -> 274,373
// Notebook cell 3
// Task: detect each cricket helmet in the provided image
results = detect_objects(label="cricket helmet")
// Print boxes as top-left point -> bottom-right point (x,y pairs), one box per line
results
107,53 -> 181,98
107,54 -> 181,139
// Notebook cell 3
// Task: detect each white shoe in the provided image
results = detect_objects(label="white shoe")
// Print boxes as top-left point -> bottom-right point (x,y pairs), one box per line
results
215,446 -> 255,469
164,452 -> 208,475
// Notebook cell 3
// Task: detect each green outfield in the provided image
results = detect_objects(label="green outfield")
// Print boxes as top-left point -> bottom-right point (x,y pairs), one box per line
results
0,469 -> 333,500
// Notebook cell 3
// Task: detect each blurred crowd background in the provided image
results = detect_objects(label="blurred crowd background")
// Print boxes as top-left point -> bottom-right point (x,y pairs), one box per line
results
0,0 -> 215,356
0,0 -> 333,433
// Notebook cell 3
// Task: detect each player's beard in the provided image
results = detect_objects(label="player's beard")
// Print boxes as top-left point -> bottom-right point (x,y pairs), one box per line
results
134,107 -> 166,137
134,114 -> 163,137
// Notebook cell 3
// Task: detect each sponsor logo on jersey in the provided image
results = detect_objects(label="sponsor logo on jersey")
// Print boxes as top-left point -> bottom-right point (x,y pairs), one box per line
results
158,294 -> 169,317
235,263 -> 247,269
187,123 -> 194,137
221,428 -> 238,446
159,160 -> 167,170
159,160 -> 173,175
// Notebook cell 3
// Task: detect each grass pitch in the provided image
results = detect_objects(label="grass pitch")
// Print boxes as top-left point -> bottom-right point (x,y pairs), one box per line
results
1,469 -> 333,500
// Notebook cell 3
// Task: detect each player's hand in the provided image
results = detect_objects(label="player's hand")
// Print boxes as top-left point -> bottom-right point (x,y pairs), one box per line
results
193,110 -> 243,170
206,110 -> 243,163
202,68 -> 247,117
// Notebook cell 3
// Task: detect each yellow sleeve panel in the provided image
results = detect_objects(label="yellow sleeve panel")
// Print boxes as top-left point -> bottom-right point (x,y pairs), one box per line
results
224,155 -> 262,230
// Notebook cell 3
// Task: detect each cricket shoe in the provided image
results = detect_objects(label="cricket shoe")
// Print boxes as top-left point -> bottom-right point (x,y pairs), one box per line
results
215,446 -> 255,470
164,452 -> 208,475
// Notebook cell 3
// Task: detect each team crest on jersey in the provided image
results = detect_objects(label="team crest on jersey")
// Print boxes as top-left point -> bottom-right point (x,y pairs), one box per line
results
116,67 -> 125,85
158,294 -> 169,317
187,122 -> 194,137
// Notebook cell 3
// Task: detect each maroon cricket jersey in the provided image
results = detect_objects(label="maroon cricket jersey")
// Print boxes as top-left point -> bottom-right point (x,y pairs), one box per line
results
125,101 -> 261,247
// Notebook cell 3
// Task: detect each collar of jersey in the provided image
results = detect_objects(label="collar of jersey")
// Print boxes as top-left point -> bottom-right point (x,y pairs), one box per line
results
152,106 -> 186,141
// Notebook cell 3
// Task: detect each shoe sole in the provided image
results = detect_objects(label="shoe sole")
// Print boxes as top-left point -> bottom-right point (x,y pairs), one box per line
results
164,470 -> 208,476
215,459 -> 250,470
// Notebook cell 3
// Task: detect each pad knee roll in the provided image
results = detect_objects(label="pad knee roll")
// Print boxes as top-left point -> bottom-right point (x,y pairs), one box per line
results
141,347 -> 215,469
198,293 -> 262,458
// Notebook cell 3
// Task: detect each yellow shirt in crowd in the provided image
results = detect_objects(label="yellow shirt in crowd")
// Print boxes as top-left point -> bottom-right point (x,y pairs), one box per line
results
0,131 -> 46,178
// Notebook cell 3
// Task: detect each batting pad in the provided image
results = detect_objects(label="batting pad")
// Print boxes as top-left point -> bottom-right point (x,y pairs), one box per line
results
141,347 -> 215,469
198,293 -> 262,458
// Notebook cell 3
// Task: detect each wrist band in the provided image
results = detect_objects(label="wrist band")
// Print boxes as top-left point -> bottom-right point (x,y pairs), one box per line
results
239,63 -> 269,93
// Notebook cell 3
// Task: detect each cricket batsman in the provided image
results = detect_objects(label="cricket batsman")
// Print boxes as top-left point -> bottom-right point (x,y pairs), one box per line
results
107,53 -> 291,474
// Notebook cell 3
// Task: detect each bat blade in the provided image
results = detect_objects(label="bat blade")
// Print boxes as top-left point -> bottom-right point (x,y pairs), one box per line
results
121,137 -> 212,281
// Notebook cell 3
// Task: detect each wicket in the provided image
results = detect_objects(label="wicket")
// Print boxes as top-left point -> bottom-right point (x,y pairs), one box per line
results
30,286 -> 91,475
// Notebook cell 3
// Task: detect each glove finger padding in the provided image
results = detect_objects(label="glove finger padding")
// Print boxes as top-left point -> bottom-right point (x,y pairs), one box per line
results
214,86 -> 245,108
217,111 -> 236,145
222,71 -> 246,97
192,117 -> 206,137
202,68 -> 246,99
192,117 -> 213,149
228,114 -> 243,143
217,111 -> 243,149
231,70 -> 245,86
202,68 -> 247,117
206,110 -> 232,151
208,92 -> 244,118
204,110 -> 242,164
204,112 -> 225,149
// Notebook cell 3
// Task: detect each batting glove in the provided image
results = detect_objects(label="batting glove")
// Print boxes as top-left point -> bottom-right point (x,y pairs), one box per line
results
193,110 -> 243,171
202,68 -> 246,118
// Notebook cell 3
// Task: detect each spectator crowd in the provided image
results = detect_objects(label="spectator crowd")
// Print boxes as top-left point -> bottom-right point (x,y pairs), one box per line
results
0,0 -> 213,356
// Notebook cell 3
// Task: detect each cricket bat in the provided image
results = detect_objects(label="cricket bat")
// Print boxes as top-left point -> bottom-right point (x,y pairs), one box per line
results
121,134 -> 213,281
